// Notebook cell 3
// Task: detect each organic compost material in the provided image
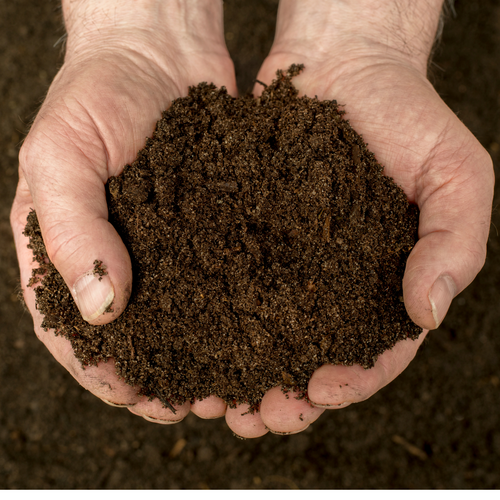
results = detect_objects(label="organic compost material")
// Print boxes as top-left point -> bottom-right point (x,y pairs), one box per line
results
24,65 -> 421,409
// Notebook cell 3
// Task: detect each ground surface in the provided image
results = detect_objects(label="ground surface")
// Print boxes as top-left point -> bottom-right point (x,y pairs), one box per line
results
1,0 -> 499,489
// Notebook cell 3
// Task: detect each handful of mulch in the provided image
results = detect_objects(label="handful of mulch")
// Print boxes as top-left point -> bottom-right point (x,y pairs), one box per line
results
25,65 -> 421,410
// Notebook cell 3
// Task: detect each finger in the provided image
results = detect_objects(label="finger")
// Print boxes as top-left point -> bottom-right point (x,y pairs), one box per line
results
18,88 -> 133,326
128,397 -> 190,424
12,202 -> 142,406
404,133 -> 494,330
308,330 -> 428,407
33,316 -> 142,406
259,386 -> 324,435
225,404 -> 269,438
190,395 -> 227,419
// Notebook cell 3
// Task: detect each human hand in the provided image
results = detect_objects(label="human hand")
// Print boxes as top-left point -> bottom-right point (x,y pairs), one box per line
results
10,0 -> 236,423
224,0 -> 494,437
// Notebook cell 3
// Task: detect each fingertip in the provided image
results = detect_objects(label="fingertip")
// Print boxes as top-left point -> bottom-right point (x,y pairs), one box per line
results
66,225 -> 132,326
427,274 -> 456,329
190,395 -> 227,419
403,236 -> 460,330
260,386 -> 324,434
128,397 -> 191,424
225,404 -> 269,438
73,271 -> 115,323
308,364 -> 380,407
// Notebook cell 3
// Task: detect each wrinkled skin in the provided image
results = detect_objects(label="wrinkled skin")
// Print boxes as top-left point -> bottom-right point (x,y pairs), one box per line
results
11,1 -> 494,438
230,8 -> 494,436
11,14 -> 238,426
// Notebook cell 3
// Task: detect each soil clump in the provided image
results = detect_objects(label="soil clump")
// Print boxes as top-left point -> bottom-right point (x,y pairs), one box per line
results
24,65 -> 421,409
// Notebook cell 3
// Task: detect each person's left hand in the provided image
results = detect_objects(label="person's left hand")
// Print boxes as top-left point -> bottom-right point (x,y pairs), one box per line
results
224,7 -> 494,438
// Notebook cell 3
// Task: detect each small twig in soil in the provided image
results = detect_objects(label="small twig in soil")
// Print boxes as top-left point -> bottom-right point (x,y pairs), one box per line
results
154,390 -> 177,414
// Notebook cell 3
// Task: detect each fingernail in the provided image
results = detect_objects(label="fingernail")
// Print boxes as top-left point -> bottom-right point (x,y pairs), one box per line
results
73,270 -> 114,322
102,399 -> 136,408
428,275 -> 456,329
270,424 -> 309,435
312,401 -> 351,409
141,414 -> 184,425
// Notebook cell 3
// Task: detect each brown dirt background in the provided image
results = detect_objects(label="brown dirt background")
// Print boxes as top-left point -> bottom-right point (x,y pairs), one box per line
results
0,0 -> 499,489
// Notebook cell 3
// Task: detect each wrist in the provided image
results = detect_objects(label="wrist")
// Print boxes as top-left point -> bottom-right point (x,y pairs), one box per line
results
62,0 -> 227,63
272,0 -> 444,75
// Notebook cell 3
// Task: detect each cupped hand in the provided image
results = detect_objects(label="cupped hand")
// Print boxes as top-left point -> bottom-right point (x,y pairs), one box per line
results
225,10 -> 494,437
10,3 -> 236,424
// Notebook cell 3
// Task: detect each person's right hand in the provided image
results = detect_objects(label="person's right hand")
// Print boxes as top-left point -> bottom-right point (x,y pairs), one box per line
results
10,0 -> 236,423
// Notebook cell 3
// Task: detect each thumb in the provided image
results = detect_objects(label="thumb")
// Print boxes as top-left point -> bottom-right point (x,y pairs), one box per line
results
403,138 -> 494,330
18,118 -> 132,326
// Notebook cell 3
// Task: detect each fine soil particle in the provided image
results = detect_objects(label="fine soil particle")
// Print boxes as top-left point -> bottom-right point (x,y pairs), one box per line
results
24,65 -> 421,409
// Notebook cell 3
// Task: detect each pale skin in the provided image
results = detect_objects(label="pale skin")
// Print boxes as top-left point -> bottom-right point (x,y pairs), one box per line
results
10,0 -> 494,439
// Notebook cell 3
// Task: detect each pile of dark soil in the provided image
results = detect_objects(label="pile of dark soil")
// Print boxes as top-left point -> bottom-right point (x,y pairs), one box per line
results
25,65 -> 421,409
